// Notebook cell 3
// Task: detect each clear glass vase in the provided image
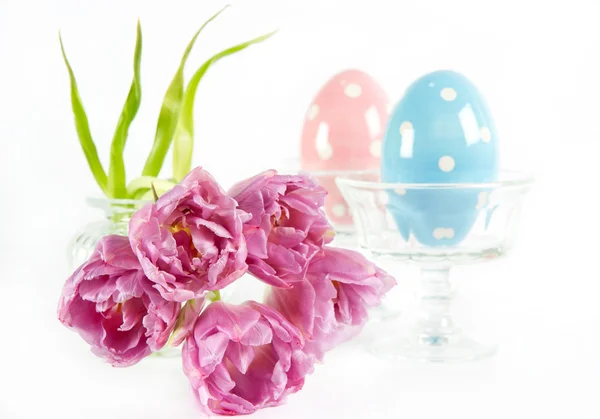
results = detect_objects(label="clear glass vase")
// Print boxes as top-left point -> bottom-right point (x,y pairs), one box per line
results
67,198 -> 150,271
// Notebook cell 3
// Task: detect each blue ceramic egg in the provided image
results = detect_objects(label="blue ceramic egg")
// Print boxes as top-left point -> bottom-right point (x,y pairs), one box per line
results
381,70 -> 499,246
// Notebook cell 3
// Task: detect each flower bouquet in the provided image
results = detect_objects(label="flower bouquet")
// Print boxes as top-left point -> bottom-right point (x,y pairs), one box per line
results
57,6 -> 396,416
61,5 -> 275,268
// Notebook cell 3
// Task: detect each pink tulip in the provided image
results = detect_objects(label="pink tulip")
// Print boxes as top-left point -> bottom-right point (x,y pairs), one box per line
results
170,297 -> 206,347
266,247 -> 396,361
182,301 -> 314,415
58,235 -> 180,367
228,170 -> 334,288
129,167 -> 250,302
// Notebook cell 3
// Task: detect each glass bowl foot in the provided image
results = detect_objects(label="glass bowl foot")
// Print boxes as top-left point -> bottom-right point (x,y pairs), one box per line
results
368,331 -> 496,363
365,266 -> 496,363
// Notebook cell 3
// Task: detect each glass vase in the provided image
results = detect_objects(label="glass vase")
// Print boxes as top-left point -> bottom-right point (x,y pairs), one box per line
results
67,198 -> 150,271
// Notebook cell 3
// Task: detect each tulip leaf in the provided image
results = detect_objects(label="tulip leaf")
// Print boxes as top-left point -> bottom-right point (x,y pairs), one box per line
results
107,20 -> 143,198
141,5 -> 230,178
172,30 -> 277,182
126,175 -> 176,198
59,33 -> 108,195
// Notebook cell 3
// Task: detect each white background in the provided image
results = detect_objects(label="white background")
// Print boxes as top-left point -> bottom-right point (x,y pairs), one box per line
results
1,0 -> 599,418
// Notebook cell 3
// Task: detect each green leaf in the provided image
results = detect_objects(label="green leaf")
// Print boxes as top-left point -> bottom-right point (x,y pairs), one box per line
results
141,5 -> 230,178
126,175 -> 176,198
59,33 -> 108,195
106,20 -> 143,198
172,30 -> 277,182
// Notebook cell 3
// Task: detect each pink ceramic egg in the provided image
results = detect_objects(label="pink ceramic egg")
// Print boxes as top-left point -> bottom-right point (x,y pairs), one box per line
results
300,69 -> 389,226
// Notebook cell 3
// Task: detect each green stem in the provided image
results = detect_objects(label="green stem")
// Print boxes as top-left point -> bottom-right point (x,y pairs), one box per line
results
59,33 -> 109,195
172,30 -> 277,181
141,5 -> 230,178
107,20 -> 143,199
209,290 -> 221,302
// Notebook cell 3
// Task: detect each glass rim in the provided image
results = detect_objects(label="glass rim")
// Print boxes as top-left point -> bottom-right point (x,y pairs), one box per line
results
299,168 -> 378,177
335,169 -> 535,190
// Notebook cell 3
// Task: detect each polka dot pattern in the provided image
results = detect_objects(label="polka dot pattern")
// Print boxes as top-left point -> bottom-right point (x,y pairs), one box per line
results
433,228 -> 455,240
300,69 -> 388,173
315,122 -> 333,161
381,70 -> 499,248
438,156 -> 455,172
365,106 -> 382,138
307,104 -> 319,121
369,140 -> 382,158
476,191 -> 488,210
332,204 -> 346,217
344,84 -> 362,98
399,121 -> 413,135
440,87 -> 457,101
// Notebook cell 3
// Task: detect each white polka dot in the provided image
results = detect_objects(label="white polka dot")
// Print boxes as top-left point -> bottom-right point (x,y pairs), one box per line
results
365,106 -> 381,138
399,122 -> 415,158
399,121 -> 413,135
332,204 -> 346,217
307,104 -> 319,121
440,87 -> 457,101
476,191 -> 488,210
433,227 -> 455,240
315,122 -> 333,160
480,127 -> 492,143
344,83 -> 362,98
369,140 -> 382,158
438,156 -> 455,172
319,146 -> 333,160
428,82 -> 435,87
394,188 -> 406,195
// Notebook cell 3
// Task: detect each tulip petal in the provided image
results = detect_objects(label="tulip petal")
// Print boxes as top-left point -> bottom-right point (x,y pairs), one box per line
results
225,342 -> 255,374
228,170 -> 334,288
181,301 -> 312,415
57,235 -> 179,366
170,297 -> 205,347
266,281 -> 316,338
129,167 -> 249,300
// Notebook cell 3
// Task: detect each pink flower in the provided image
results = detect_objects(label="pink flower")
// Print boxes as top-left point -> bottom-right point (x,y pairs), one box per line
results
228,170 -> 334,288
170,297 -> 206,347
266,247 -> 396,361
182,301 -> 314,415
57,235 -> 180,367
129,167 -> 250,302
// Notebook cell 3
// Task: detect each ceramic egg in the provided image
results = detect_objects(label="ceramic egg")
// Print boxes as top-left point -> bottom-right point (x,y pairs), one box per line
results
301,68 -> 389,226
381,70 -> 499,246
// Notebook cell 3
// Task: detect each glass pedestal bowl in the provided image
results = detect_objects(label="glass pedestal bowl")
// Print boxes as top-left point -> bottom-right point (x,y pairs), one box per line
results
336,169 -> 534,362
